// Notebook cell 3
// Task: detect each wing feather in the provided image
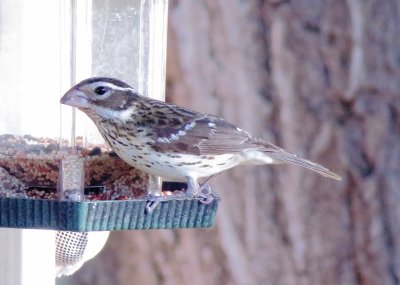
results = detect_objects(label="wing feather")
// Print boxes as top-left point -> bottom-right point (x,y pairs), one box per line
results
265,149 -> 342,180
151,114 -> 267,155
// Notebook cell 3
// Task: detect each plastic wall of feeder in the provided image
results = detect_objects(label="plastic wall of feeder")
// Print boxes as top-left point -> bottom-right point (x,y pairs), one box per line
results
0,1 -> 62,196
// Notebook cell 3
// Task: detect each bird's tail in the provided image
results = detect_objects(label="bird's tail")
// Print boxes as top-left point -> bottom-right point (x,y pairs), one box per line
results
264,149 -> 342,181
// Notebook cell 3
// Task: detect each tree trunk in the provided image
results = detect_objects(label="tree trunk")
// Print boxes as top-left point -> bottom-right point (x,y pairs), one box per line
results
68,1 -> 400,284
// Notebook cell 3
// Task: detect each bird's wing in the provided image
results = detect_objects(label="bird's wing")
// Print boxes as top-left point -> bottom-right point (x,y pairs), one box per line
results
150,114 -> 272,155
147,105 -> 341,180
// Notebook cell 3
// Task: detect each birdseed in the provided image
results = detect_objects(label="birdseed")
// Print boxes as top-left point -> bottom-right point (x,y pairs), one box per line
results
0,135 -> 184,200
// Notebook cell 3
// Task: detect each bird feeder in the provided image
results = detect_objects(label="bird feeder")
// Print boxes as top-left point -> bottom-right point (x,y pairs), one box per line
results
0,0 -> 219,232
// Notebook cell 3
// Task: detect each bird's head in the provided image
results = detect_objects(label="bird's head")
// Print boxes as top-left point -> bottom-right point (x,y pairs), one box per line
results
60,77 -> 139,119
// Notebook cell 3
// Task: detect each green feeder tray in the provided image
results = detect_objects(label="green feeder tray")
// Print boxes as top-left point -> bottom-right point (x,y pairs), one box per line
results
0,193 -> 220,231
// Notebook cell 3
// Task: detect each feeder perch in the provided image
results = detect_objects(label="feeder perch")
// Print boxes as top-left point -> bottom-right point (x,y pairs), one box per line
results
0,192 -> 220,232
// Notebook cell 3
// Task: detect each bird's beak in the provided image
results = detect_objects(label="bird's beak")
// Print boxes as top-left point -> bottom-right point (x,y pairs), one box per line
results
60,88 -> 90,109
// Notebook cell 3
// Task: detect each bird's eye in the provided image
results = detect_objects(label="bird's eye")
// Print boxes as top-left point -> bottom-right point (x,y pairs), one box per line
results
95,86 -> 108,96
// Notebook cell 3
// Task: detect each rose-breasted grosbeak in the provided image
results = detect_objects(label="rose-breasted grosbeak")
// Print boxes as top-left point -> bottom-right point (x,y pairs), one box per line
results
60,77 -> 341,208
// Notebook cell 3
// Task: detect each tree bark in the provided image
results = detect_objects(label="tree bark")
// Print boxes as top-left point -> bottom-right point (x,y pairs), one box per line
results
68,1 -> 400,284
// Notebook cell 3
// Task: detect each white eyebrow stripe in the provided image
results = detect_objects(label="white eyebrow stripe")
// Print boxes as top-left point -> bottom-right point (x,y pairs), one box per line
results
90,82 -> 136,93
111,86 -> 136,92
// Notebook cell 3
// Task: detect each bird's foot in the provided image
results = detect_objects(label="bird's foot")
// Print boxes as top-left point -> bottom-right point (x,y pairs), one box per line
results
198,183 -> 214,204
186,176 -> 214,204
146,176 -> 215,213
145,175 -> 163,213
145,195 -> 163,214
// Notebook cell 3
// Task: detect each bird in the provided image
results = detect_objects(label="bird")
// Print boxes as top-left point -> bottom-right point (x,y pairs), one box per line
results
60,77 -> 341,210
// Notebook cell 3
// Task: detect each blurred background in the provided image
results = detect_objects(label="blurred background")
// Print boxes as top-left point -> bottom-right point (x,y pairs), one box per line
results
65,0 -> 400,284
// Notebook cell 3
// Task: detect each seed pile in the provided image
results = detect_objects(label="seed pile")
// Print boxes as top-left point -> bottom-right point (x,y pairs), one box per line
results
0,135 -> 150,200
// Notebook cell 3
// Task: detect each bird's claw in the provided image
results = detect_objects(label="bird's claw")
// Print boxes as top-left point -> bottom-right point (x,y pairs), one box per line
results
146,181 -> 215,213
198,194 -> 214,204
198,184 -> 214,204
145,195 -> 164,214
145,201 -> 159,214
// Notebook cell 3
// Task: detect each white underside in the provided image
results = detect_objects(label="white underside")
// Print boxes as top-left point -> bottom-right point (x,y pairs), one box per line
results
114,143 -> 276,181
118,149 -> 240,180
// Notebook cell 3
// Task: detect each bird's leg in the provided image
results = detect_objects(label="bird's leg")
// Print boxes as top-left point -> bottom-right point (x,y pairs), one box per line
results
186,176 -> 214,204
186,176 -> 201,196
146,175 -> 163,213
147,175 -> 162,196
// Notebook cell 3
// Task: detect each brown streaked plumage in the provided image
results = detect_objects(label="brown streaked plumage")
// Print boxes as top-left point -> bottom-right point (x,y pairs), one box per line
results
60,77 -> 341,207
